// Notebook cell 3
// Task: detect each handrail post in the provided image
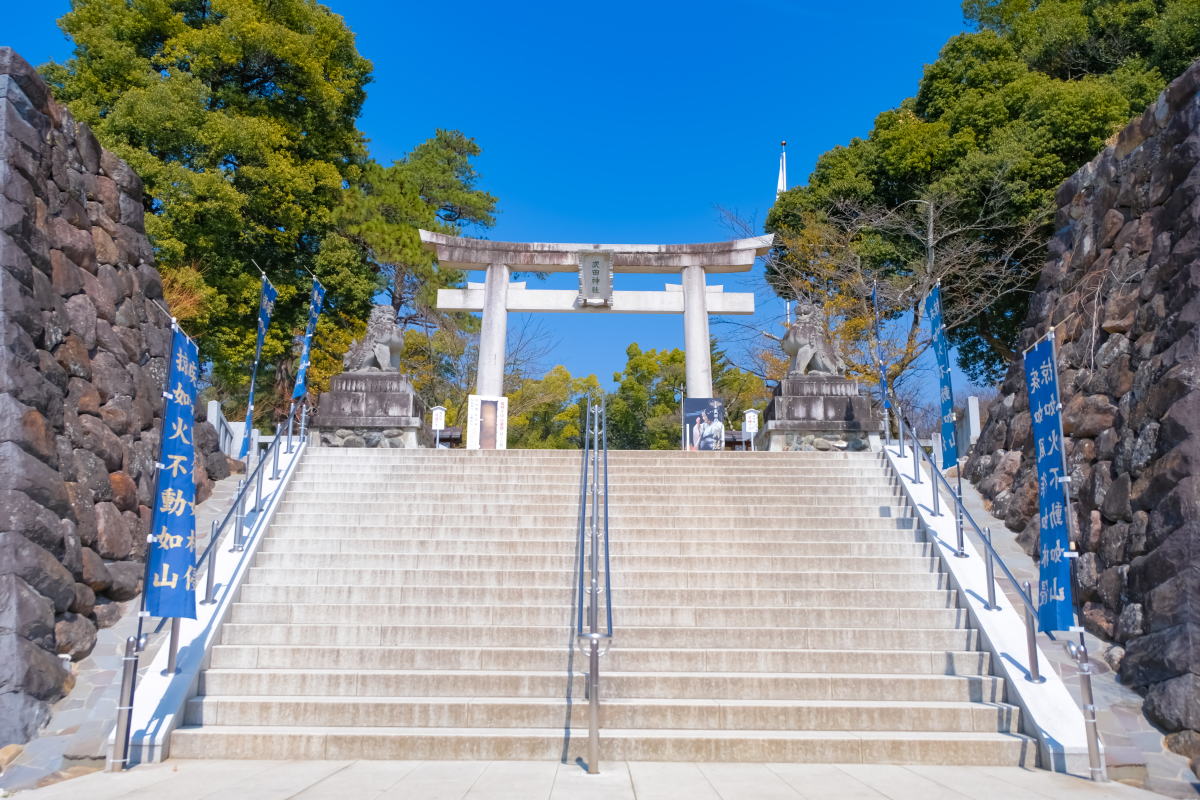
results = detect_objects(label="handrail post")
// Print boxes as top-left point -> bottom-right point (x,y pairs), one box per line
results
107,635 -> 138,771
294,402 -> 304,448
271,423 -> 281,480
896,406 -> 906,458
162,617 -> 180,675
232,478 -> 246,552
930,463 -> 941,516
200,520 -> 218,605
286,402 -> 295,453
1071,634 -> 1107,781
1023,581 -> 1046,683
254,454 -> 264,512
954,472 -> 968,558
910,426 -> 922,484
983,528 -> 997,610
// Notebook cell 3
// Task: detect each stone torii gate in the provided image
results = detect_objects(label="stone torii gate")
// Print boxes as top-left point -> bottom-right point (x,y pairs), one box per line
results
420,231 -> 772,401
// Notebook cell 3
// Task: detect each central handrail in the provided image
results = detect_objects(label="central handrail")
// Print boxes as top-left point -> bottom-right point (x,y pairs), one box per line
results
575,399 -> 613,774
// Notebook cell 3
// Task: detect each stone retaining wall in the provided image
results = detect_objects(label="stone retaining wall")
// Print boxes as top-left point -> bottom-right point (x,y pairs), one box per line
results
0,48 -> 223,746
965,60 -> 1200,736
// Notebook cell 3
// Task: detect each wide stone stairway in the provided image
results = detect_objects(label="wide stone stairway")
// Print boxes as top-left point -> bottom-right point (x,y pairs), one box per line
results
170,449 -> 1033,764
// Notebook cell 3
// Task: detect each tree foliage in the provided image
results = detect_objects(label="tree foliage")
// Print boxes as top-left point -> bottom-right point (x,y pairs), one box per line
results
507,366 -> 602,449
768,0 -> 1200,383
44,0 -> 378,403
607,343 -> 768,451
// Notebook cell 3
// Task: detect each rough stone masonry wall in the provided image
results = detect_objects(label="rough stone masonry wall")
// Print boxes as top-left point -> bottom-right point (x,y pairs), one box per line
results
965,60 -> 1200,736
0,48 -> 223,746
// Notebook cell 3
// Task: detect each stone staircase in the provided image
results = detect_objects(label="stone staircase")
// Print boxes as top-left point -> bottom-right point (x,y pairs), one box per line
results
170,448 -> 1033,764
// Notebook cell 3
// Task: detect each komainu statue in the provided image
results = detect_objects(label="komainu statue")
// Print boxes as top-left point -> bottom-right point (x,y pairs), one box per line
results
781,302 -> 845,376
343,305 -> 405,372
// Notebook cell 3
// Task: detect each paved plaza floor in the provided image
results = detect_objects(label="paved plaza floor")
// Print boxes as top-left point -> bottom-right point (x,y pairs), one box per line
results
5,759 -> 1172,800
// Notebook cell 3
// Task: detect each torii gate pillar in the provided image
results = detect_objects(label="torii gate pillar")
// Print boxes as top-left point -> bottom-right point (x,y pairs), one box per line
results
477,263 -> 510,397
681,264 -> 713,398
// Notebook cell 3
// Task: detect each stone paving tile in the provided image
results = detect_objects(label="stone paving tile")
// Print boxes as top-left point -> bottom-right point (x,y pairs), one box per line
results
958,478 -> 1200,799
5,760 -> 1174,800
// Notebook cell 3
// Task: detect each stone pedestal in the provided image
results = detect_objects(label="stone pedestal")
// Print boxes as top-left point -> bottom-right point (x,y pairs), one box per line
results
758,375 -> 880,452
313,373 -> 426,448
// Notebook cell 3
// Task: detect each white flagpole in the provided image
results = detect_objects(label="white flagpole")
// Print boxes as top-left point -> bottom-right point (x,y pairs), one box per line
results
776,140 -> 787,198
776,140 -> 791,326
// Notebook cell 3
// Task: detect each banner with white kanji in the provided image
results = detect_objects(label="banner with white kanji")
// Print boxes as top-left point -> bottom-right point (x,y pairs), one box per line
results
291,279 -> 325,400
145,328 -> 199,619
1024,335 -> 1075,632
924,286 -> 958,466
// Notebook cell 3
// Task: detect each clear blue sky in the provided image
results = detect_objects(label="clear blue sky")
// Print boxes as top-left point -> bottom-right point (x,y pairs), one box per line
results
6,0 -> 979,396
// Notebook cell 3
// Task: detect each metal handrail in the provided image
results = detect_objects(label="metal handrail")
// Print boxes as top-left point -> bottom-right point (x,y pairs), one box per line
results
575,399 -> 613,774
887,401 -> 1106,780
889,407 -> 1048,687
109,425 -> 291,772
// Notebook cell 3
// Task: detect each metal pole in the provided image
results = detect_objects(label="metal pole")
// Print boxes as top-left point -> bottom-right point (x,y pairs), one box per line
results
232,478 -> 246,551
271,424 -> 281,480
286,402 -> 295,453
984,528 -> 997,610
954,470 -> 967,558
587,404 -> 601,775
108,635 -> 138,771
163,617 -> 180,675
254,456 -> 264,512
882,405 -> 891,449
931,464 -> 941,516
1073,633 -> 1107,781
896,407 -> 906,458
1023,581 -> 1046,683
910,427 -> 922,484
298,402 -> 309,444
201,521 -> 218,605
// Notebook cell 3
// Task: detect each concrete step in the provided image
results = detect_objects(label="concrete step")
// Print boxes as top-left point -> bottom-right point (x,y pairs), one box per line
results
207,645 -> 992,675
183,695 -> 1020,733
236,584 -> 960,609
273,499 -> 907,515
243,567 -> 949,590
256,537 -> 933,558
248,552 -> 939,574
266,511 -> 916,528
266,519 -> 922,537
216,624 -> 979,651
301,451 -> 881,462
225,602 -> 967,629
197,669 -> 1006,703
167,724 -> 1032,763
281,484 -> 904,498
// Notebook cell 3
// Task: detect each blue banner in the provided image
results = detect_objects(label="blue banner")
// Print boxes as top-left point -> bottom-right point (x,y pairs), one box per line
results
924,286 -> 958,466
872,283 -> 890,409
239,276 -> 277,459
292,280 -> 326,400
1024,336 -> 1076,632
145,329 -> 199,619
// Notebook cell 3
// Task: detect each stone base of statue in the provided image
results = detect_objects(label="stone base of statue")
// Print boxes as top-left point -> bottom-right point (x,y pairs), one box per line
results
757,375 -> 880,452
312,372 -> 427,448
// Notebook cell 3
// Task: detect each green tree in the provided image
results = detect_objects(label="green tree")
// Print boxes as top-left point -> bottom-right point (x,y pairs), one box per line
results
607,343 -> 767,450
338,130 -> 497,331
768,0 -> 1200,383
43,0 -> 377,403
507,366 -> 602,449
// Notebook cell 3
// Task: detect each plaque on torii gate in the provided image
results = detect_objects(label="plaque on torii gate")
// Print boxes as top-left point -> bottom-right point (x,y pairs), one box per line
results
420,230 -> 771,448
